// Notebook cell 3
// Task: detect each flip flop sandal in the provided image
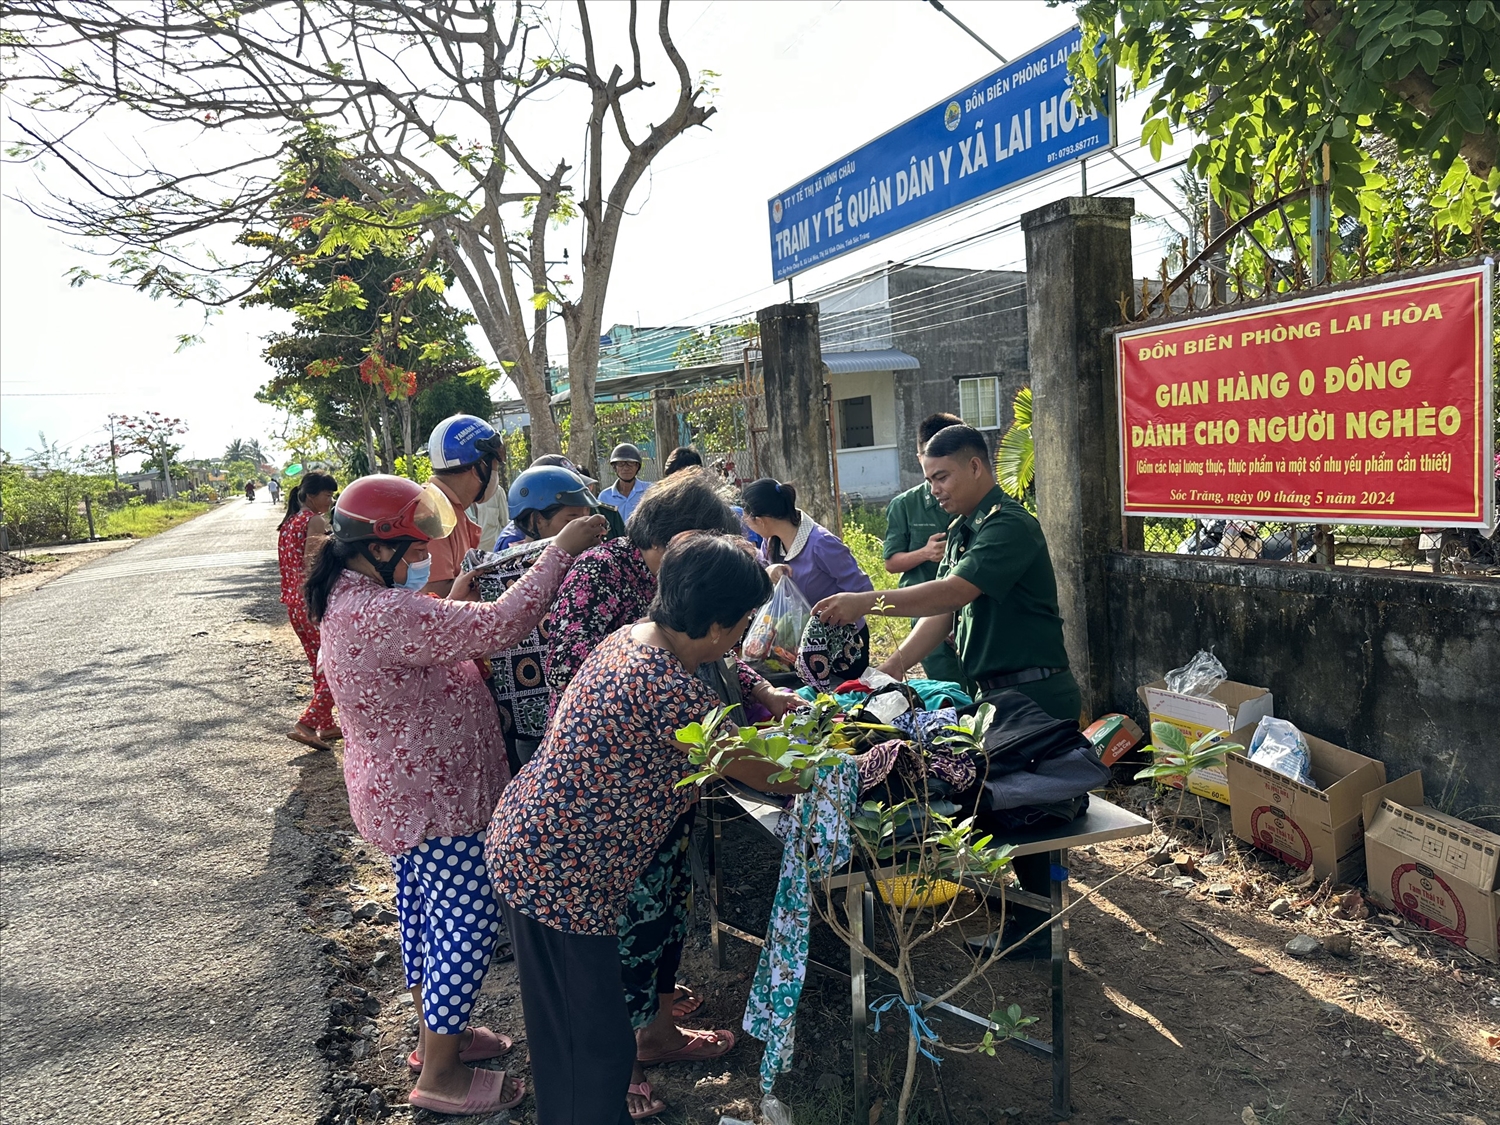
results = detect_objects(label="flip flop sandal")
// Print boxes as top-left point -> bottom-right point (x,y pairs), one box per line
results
408,1068 -> 524,1115
408,1026 -> 514,1073
287,725 -> 331,751
637,1027 -> 736,1065
628,1080 -> 667,1121
316,727 -> 343,742
669,986 -> 703,1019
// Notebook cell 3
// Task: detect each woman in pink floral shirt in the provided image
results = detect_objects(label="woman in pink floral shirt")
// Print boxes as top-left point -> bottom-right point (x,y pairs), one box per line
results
306,474 -> 606,1118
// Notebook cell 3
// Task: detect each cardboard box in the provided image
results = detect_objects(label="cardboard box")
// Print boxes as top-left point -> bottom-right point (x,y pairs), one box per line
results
1226,724 -> 1386,882
1137,680 -> 1275,804
1361,773 -> 1500,962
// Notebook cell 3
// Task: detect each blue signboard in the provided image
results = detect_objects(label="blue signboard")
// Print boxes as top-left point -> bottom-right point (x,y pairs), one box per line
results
767,26 -> 1114,280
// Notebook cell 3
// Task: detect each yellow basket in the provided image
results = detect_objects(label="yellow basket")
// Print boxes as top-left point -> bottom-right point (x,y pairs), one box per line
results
876,875 -> 964,909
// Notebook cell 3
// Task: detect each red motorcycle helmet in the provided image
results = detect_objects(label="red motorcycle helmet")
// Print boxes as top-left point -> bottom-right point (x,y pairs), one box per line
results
330,475 -> 457,544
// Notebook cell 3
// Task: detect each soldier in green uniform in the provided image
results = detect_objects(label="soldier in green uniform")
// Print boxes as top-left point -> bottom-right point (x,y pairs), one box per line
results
815,423 -> 1079,725
881,412 -> 969,687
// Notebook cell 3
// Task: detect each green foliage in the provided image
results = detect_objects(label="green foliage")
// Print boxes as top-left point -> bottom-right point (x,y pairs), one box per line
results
839,520 -> 908,665
1133,721 -> 1243,785
671,320 -> 757,367
1,443 -> 115,545
996,386 -> 1035,512
249,128 -> 495,473
1069,0 -> 1500,248
96,499 -> 209,539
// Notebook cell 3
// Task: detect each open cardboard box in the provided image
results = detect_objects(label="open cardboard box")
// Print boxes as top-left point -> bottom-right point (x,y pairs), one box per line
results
1137,680 -> 1274,804
1226,724 -> 1386,882
1361,773 -> 1500,962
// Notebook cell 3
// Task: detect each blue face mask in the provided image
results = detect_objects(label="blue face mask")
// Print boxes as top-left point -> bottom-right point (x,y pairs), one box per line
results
399,555 -> 432,592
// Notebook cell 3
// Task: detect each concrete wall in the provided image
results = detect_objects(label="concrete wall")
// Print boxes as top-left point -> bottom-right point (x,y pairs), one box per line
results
1107,554 -> 1500,821
888,264 -> 1030,490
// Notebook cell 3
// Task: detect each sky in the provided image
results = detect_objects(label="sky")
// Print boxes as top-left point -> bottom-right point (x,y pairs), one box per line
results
0,0 -> 1193,465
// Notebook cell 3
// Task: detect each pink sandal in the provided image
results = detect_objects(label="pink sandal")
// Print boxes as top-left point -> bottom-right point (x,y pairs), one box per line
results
628,1080 -> 667,1120
636,1027 -> 735,1065
408,1067 -> 524,1115
407,1026 -> 513,1073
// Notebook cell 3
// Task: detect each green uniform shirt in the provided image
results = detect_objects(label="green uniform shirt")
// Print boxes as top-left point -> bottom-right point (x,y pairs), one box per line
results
938,486 -> 1070,681
882,483 -> 951,588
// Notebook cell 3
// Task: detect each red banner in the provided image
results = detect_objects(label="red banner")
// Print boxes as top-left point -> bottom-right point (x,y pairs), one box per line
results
1116,264 -> 1495,528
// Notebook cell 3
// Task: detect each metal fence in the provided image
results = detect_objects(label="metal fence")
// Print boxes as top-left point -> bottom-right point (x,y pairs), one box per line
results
1125,179 -> 1498,579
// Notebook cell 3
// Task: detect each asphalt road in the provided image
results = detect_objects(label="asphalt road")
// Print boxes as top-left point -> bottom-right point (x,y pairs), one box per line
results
1,495 -> 331,1123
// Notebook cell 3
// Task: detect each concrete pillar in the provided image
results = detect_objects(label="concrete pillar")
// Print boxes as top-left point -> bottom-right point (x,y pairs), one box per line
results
755,302 -> 836,525
1021,196 -> 1136,722
651,388 -> 678,474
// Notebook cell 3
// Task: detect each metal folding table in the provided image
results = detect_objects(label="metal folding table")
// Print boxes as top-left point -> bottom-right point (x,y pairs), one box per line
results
703,785 -> 1150,1120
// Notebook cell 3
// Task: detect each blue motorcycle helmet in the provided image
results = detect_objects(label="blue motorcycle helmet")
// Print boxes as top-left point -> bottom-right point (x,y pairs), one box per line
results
507,464 -> 601,521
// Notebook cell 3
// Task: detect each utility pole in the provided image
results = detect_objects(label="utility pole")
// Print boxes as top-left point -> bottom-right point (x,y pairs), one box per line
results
1309,143 -> 1332,288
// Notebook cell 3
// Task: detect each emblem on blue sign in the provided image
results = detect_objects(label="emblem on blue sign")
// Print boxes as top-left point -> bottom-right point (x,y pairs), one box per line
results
772,198 -> 783,224
943,101 -> 961,131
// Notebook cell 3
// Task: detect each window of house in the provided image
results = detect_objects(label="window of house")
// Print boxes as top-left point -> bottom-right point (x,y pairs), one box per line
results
958,376 -> 1001,429
837,395 -> 875,448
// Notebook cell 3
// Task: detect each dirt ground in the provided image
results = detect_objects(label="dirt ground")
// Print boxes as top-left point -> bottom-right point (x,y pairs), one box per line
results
257,608 -> 1497,1125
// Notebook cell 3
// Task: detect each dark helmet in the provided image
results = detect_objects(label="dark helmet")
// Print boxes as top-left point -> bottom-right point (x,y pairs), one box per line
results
608,442 -> 644,466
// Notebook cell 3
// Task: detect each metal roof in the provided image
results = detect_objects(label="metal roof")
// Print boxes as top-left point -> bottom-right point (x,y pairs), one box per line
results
550,360 -> 747,406
821,348 -> 920,375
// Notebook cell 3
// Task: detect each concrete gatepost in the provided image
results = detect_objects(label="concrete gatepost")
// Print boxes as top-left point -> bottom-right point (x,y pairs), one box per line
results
651,388 -> 678,475
755,302 -> 837,526
1021,196 -> 1136,722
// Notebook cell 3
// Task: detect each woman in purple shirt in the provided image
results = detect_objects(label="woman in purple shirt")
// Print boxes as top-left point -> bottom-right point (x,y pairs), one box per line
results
741,478 -> 875,681
741,478 -> 873,604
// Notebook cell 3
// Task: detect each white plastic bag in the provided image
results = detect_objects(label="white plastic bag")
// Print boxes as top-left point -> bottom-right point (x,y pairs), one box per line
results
742,575 -> 811,668
1248,716 -> 1314,786
1164,649 -> 1228,698
760,1096 -> 794,1125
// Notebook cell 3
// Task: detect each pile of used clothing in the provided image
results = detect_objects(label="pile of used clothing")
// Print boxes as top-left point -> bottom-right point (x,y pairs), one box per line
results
799,673 -> 1110,834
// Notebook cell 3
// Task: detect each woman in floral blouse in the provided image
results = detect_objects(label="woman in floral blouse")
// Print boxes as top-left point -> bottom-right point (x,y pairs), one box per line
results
489,534 -> 800,1125
543,470 -> 801,1118
306,474 -> 606,1118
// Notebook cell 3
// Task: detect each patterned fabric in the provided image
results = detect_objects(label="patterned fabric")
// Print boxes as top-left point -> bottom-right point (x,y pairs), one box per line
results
464,542 -> 556,740
617,808 -> 694,1029
794,616 -> 869,690
855,738 -> 977,797
391,832 -> 501,1033
486,628 -> 718,936
277,507 -> 317,605
743,757 -> 860,1092
318,546 -> 572,855
286,598 -> 335,731
893,706 -> 959,749
544,537 -> 767,718
543,537 -> 658,714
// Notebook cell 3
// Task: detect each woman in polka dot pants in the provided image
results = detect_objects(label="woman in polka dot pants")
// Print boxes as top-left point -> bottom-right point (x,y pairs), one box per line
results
393,835 -> 515,1099
307,474 -> 608,1116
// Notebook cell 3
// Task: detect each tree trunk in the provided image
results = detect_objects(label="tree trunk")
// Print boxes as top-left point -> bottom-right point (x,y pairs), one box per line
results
160,439 -> 176,499
377,397 -> 395,473
400,397 -> 414,477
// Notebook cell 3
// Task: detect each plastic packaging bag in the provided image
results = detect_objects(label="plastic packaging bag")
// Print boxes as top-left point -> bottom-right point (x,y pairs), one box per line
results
759,1097 -> 793,1125
742,575 -> 811,669
1164,649 -> 1228,698
1248,716 -> 1315,786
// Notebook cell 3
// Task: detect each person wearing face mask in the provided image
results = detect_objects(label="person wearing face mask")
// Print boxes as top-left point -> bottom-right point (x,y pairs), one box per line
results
304,474 -> 608,1117
424,414 -> 509,597
277,472 -> 340,750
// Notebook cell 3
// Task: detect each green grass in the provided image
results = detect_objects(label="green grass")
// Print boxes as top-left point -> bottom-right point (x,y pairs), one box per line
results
839,518 -> 908,666
97,499 -> 211,539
